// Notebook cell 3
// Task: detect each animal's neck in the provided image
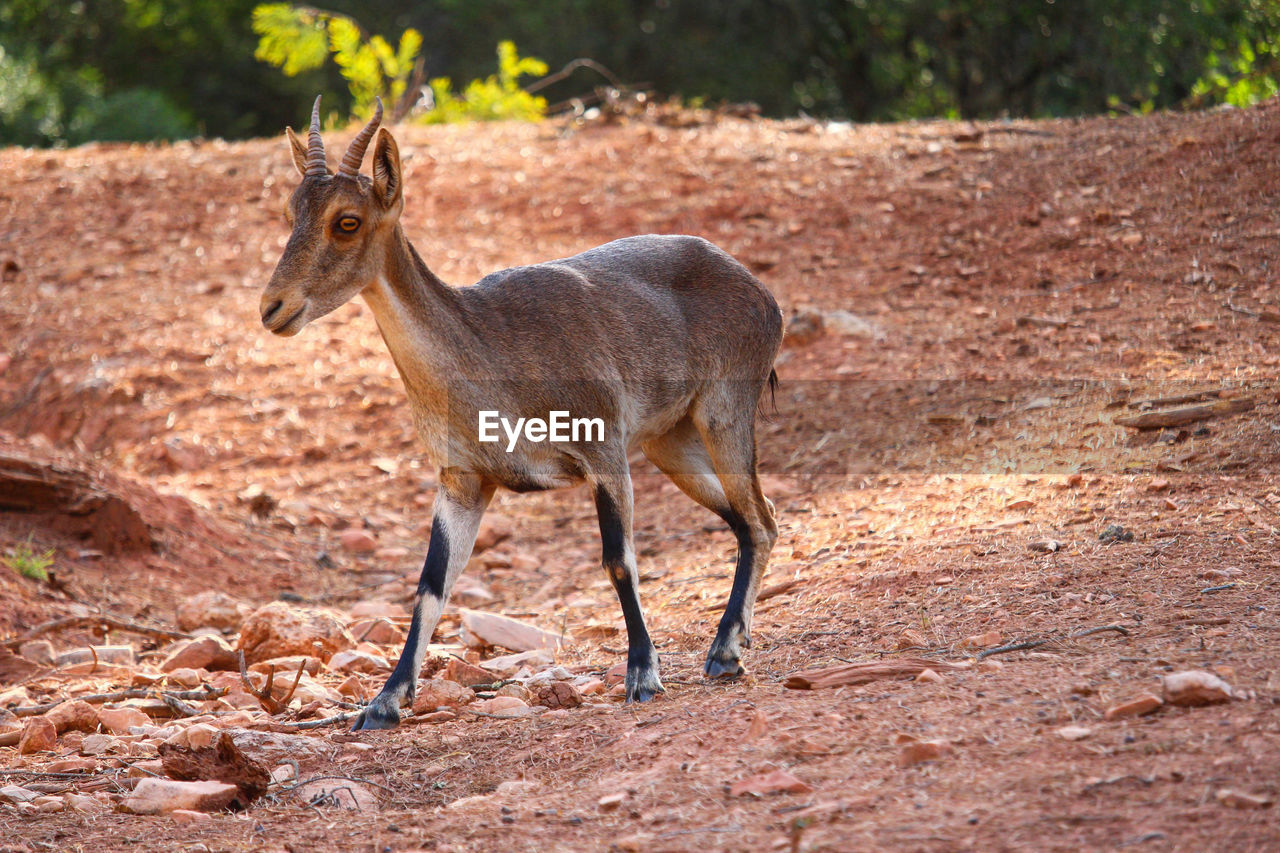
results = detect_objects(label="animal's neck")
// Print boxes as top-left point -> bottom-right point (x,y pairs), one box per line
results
360,227 -> 474,412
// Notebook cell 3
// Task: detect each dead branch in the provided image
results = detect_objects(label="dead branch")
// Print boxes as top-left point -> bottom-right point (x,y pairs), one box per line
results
1113,396 -> 1254,430
2,614 -> 190,650
1126,389 -> 1221,410
13,686 -> 227,717
161,692 -> 202,718
976,640 -> 1049,661
784,657 -> 969,690
1069,624 -> 1130,638
270,711 -> 359,730
237,650 -> 306,715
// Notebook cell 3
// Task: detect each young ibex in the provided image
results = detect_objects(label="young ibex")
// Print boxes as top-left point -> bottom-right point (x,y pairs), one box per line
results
259,98 -> 783,730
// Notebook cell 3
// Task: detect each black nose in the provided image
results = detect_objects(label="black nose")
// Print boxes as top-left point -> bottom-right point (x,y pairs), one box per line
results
262,299 -> 283,323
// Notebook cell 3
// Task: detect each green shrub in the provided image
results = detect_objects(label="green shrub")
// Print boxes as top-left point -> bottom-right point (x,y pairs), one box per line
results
252,3 -> 422,117
252,5 -> 546,124
423,41 -> 548,124
3,541 -> 54,583
68,87 -> 195,143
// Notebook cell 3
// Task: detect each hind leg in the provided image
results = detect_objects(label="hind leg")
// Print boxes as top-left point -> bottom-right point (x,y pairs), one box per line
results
644,411 -> 778,679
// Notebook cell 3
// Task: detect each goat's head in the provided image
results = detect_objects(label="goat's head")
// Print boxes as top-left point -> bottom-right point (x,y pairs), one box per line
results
260,96 -> 404,336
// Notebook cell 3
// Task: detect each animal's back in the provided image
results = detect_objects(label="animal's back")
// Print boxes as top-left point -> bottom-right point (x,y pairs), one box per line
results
464,234 -> 782,383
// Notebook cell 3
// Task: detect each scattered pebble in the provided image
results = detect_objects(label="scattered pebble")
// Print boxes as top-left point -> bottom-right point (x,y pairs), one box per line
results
1162,670 -> 1233,707
1104,694 -> 1163,720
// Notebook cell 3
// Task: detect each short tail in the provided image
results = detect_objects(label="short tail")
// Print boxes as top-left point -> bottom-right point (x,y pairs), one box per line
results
760,368 -> 780,416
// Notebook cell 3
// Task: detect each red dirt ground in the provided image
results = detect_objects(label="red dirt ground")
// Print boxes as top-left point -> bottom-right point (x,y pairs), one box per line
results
1,99 -> 1279,851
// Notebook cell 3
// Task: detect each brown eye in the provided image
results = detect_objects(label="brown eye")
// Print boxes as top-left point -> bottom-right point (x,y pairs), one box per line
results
337,216 -> 360,233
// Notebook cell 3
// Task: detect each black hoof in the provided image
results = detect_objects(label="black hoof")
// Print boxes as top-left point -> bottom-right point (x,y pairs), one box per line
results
351,702 -> 400,731
704,654 -> 745,680
625,681 -> 665,703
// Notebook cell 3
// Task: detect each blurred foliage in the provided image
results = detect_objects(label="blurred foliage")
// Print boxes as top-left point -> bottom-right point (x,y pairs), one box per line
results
2,1 -> 1280,147
423,41 -> 549,123
252,4 -> 422,116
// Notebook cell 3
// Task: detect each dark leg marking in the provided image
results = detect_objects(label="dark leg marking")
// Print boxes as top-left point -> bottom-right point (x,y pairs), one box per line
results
705,506 -> 754,679
594,483 -> 663,703
352,515 -> 450,730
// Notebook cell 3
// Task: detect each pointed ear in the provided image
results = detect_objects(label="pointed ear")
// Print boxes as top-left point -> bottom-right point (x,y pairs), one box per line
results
372,127 -> 402,208
285,126 -> 309,177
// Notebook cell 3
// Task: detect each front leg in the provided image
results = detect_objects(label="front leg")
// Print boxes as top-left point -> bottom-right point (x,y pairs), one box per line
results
593,471 -> 664,703
353,470 -> 493,730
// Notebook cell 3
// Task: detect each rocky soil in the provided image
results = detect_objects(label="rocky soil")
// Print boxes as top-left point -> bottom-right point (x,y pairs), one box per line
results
1,99 -> 1278,851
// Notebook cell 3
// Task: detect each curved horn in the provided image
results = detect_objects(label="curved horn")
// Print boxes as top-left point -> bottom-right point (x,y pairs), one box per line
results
338,97 -> 383,178
305,95 -> 328,177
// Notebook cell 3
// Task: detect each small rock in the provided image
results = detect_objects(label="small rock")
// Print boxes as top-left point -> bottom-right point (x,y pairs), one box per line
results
44,700 -> 101,734
165,667 -> 203,688
119,779 -> 239,815
958,630 -> 1003,650
443,657 -> 498,687
127,759 -> 167,778
481,649 -> 555,677
336,674 -> 367,699
453,578 -> 496,604
472,696 -> 530,716
898,740 -> 953,767
33,795 -> 64,813
169,808 -> 213,823
577,678 -> 606,696
915,668 -> 944,684
64,793 -> 107,813
784,307 -> 825,346
1145,478 -> 1171,492
294,778 -> 378,811
534,681 -> 584,710
159,730 -> 270,807
1104,694 -> 1163,720
1215,789 -> 1273,809
327,649 -> 389,674
18,640 -> 55,666
237,602 -> 355,664
1007,498 -> 1036,511
161,635 -> 239,673
598,792 -> 627,811
896,629 -> 927,649
729,770 -> 815,797
1162,670 -> 1233,707
496,683 -> 533,704
977,659 -> 1004,672
508,551 -> 540,572
460,608 -> 568,652
0,785 -> 38,804
98,706 -> 153,735
603,661 -> 628,686
1056,725 -> 1093,741
165,723 -> 220,751
411,678 -> 474,714
338,528 -> 378,552
176,591 -> 251,633
473,514 -> 514,553
18,718 -> 57,754
346,618 -> 404,645
420,710 -> 457,724
80,733 -> 124,755
823,309 -> 881,339
47,757 -> 97,773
